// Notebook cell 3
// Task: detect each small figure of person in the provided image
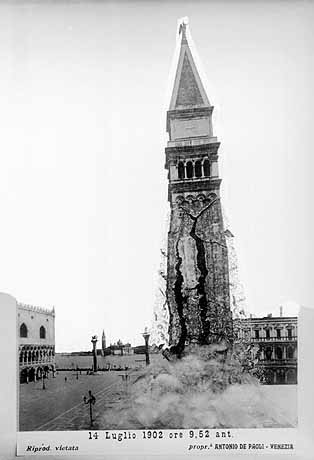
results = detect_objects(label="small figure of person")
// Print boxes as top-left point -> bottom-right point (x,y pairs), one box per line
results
64,376 -> 67,383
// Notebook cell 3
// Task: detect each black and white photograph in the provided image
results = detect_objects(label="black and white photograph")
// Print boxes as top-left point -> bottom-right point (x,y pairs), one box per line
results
1,0 -> 314,457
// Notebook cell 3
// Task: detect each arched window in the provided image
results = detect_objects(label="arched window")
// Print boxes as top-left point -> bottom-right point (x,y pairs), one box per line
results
265,347 -> 272,360
178,161 -> 185,180
195,160 -> 202,178
186,161 -> 193,179
287,369 -> 296,384
40,326 -> 46,339
265,329 -> 270,339
275,346 -> 283,360
20,323 -> 28,338
277,369 -> 285,384
203,159 -> 210,177
265,369 -> 274,384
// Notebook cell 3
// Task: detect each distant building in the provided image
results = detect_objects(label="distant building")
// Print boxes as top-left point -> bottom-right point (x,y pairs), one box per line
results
234,313 -> 297,384
107,340 -> 134,356
18,303 -> 56,383
101,330 -> 106,356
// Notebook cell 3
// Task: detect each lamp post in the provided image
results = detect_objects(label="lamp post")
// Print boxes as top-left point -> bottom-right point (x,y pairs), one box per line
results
83,390 -> 96,427
91,335 -> 98,373
142,327 -> 150,366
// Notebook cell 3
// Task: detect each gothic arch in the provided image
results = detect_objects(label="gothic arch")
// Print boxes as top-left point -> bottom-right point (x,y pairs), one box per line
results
20,323 -> 28,338
195,160 -> 202,178
40,325 -> 46,339
265,347 -> 272,360
186,161 -> 193,178
275,346 -> 283,360
287,368 -> 296,384
277,369 -> 285,384
20,368 -> 28,384
28,368 -> 36,382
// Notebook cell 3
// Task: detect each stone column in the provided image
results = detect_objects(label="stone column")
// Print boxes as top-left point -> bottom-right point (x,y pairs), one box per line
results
91,336 -> 98,372
211,161 -> 218,177
170,163 -> 177,180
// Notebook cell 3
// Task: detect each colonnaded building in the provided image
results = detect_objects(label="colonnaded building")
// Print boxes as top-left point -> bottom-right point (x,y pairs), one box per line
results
18,302 -> 56,383
235,312 -> 298,384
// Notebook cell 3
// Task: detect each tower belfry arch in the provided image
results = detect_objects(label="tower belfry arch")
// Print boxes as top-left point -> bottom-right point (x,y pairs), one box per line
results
165,20 -> 233,357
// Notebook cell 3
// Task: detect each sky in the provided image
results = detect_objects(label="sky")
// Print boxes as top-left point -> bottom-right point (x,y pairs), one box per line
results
1,1 -> 314,351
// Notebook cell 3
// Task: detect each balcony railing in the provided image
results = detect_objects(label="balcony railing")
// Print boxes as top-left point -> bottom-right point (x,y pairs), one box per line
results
259,358 -> 297,365
248,336 -> 297,342
167,136 -> 217,148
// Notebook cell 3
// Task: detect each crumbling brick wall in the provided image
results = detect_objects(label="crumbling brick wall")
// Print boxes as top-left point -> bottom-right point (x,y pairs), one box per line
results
166,193 -> 233,356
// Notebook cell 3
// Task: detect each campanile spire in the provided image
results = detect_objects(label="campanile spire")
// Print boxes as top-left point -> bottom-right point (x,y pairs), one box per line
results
169,20 -> 210,112
164,21 -> 233,357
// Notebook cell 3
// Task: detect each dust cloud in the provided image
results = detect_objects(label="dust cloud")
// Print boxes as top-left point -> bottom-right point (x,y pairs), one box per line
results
100,348 -> 296,429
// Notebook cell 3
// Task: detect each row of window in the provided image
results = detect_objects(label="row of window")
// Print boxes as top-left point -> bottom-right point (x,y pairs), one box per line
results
178,159 -> 210,179
254,328 -> 294,339
20,323 -> 46,339
264,346 -> 295,360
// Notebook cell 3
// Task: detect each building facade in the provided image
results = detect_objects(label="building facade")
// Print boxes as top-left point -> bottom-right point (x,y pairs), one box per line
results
18,303 -> 56,383
107,341 -> 134,356
165,22 -> 233,357
234,315 -> 298,384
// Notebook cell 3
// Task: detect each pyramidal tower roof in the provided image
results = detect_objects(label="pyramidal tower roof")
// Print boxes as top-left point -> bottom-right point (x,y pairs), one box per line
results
169,21 -> 210,111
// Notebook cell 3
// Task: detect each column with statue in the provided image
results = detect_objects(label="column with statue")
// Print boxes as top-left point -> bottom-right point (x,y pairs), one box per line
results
91,335 -> 98,373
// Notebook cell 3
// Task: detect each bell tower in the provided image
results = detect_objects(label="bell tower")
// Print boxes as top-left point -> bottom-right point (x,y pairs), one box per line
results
165,21 -> 233,357
101,330 -> 106,356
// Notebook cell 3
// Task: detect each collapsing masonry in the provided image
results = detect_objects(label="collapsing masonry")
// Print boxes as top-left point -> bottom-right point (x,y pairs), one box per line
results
150,210 -> 248,349
163,21 -> 233,357
166,194 -> 233,356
